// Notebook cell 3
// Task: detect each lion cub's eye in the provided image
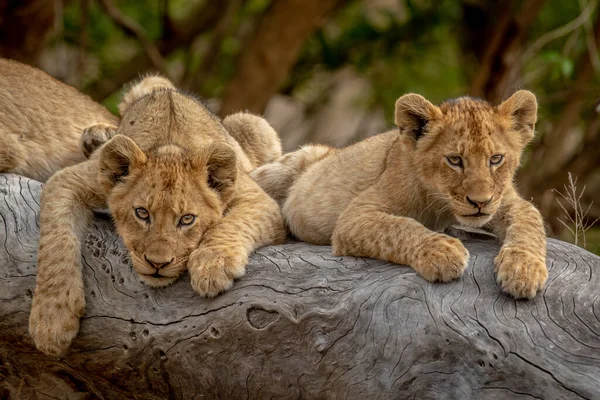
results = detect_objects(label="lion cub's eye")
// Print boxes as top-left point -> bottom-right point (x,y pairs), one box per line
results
446,155 -> 463,167
490,154 -> 504,165
135,207 -> 150,221
179,214 -> 196,226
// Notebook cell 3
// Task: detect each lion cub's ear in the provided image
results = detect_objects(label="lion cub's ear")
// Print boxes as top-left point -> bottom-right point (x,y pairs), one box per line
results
395,93 -> 442,140
497,90 -> 538,143
98,135 -> 147,192
200,142 -> 238,201
118,75 -> 176,116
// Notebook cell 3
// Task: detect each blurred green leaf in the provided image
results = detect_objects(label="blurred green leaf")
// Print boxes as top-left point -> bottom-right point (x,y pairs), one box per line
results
561,58 -> 574,78
244,0 -> 271,15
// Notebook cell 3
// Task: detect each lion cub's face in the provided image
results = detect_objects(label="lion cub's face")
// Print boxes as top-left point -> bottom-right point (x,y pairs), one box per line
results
96,87 -> 238,287
395,91 -> 537,228
106,148 -> 232,287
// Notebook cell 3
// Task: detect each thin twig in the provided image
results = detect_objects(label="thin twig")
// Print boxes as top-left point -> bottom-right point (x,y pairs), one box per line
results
579,0 -> 600,73
520,0 -> 597,64
562,27 -> 581,58
99,0 -> 169,75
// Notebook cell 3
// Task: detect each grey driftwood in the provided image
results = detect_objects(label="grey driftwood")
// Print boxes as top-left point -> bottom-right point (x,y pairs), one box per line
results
0,173 -> 599,399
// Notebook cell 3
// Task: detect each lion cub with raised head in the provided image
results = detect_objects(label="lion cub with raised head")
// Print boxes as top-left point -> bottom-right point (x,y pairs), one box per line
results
252,91 -> 547,299
29,76 -> 286,356
0,58 -> 118,181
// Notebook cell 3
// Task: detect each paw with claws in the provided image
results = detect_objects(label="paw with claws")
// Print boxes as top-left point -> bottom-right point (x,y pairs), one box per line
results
495,247 -> 547,298
80,123 -> 117,158
188,246 -> 247,298
29,288 -> 85,357
412,233 -> 469,282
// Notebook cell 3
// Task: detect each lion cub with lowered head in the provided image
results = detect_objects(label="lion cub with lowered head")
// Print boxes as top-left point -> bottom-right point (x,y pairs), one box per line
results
29,76 -> 286,356
252,91 -> 547,299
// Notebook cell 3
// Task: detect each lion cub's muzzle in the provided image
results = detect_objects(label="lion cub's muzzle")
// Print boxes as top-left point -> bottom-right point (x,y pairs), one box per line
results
453,194 -> 499,227
144,254 -> 174,271
130,251 -> 188,287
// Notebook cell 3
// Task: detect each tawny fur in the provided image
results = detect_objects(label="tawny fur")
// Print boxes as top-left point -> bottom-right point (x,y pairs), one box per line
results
222,112 -> 282,169
253,91 -> 547,300
250,144 -> 334,207
0,58 -> 118,181
29,77 -> 286,357
81,84 -> 282,173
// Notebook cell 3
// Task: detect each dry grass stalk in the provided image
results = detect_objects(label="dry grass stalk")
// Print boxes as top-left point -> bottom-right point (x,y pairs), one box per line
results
553,172 -> 599,249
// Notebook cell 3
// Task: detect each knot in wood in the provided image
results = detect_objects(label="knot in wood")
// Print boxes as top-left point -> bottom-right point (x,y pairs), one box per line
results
246,306 -> 279,330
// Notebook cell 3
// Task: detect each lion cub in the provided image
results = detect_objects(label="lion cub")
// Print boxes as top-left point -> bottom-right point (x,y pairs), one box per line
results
0,58 -> 118,181
29,76 -> 286,356
252,91 -> 547,299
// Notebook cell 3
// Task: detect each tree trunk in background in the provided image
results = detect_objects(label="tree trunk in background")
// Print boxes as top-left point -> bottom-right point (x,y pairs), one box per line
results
464,0 -> 547,103
218,0 -> 346,117
0,0 -> 55,64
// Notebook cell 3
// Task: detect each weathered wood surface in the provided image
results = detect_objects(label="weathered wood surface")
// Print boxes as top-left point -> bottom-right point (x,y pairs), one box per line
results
1,173 -> 599,400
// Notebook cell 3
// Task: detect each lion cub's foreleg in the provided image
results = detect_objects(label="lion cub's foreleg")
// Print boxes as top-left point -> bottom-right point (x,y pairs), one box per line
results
332,189 -> 469,282
490,188 -> 547,298
29,160 -> 105,356
187,176 -> 286,297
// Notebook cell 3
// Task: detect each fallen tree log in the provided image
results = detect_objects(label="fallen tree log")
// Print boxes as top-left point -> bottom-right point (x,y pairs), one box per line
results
0,173 -> 599,399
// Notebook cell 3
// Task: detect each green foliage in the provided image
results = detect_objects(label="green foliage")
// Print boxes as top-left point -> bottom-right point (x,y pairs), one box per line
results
524,2 -> 599,120
243,0 -> 272,15
102,90 -> 121,115
289,0 -> 468,121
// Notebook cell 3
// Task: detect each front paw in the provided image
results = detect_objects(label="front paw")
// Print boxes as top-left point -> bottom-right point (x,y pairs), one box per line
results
188,247 -> 247,298
413,234 -> 469,282
29,291 -> 85,356
495,247 -> 547,298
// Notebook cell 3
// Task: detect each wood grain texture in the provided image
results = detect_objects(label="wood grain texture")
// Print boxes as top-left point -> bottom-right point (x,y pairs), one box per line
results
0,173 -> 599,399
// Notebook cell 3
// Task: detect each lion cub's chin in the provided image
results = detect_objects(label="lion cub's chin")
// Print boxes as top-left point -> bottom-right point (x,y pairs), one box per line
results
138,274 -> 180,288
454,213 -> 494,228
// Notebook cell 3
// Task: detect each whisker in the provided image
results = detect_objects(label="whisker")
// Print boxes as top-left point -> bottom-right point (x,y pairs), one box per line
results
435,204 -> 450,215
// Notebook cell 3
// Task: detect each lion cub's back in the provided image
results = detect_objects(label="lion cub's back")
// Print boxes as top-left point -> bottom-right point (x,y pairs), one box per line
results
0,59 -> 118,181
284,131 -> 397,244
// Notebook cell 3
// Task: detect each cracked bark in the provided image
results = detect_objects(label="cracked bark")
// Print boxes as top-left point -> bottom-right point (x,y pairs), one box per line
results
0,174 -> 599,399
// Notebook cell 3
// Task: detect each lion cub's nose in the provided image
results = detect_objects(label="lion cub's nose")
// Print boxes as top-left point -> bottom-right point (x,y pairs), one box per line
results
144,255 -> 174,269
466,195 -> 492,209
